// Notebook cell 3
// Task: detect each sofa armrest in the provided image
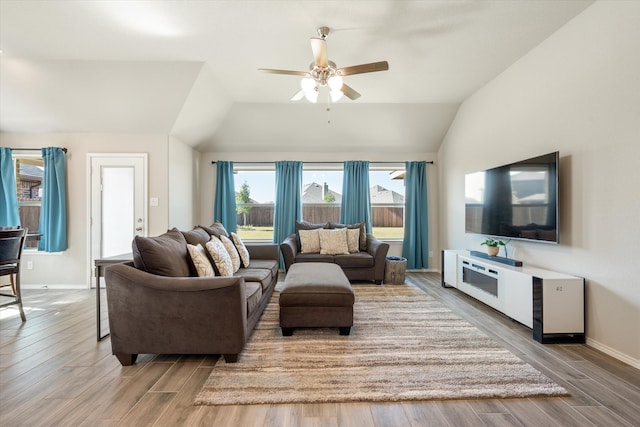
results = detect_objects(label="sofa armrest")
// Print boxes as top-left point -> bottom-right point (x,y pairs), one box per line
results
366,234 -> 390,281
279,234 -> 298,272
105,262 -> 248,356
247,243 -> 279,260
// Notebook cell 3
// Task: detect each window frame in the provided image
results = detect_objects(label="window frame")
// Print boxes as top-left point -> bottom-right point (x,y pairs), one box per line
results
13,153 -> 44,251
230,162 -> 407,242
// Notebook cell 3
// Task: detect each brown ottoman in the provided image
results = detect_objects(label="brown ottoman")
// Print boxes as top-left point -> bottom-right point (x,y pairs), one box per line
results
279,263 -> 354,336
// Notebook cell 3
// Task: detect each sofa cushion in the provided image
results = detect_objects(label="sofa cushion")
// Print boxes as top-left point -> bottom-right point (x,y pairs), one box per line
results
199,221 -> 229,239
181,227 -> 211,248
244,281 -> 263,315
246,259 -> 279,278
230,232 -> 250,268
319,228 -> 349,255
295,253 -> 334,263
132,229 -> 192,277
329,221 -> 367,251
220,235 -> 241,273
334,252 -> 375,268
235,268 -> 273,292
186,243 -> 216,277
205,237 -> 234,276
299,229 -> 321,253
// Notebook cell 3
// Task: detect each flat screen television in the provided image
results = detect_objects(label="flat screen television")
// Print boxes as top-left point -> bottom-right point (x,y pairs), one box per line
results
465,152 -> 559,244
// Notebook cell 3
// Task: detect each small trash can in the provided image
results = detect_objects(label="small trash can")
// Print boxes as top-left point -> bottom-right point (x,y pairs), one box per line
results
384,256 -> 407,285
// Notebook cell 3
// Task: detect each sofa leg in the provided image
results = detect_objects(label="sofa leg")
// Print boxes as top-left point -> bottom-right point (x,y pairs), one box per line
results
282,327 -> 294,336
374,280 -> 382,285
115,353 -> 138,366
223,353 -> 239,363
339,327 -> 351,336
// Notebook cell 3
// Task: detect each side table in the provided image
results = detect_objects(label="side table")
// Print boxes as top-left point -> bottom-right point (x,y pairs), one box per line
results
95,253 -> 132,341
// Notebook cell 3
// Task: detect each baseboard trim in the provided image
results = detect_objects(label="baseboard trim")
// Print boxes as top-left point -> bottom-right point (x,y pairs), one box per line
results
22,284 -> 88,290
586,337 -> 640,369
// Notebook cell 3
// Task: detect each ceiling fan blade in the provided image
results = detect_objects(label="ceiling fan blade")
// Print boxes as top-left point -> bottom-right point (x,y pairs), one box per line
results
310,37 -> 328,68
258,68 -> 309,76
291,90 -> 305,101
341,83 -> 361,100
337,61 -> 389,76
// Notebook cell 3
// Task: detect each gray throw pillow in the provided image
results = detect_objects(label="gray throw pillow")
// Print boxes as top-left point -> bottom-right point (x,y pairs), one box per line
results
132,229 -> 192,277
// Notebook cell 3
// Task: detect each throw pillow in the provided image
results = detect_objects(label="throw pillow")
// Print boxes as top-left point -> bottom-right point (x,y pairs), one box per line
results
199,221 -> 229,239
346,228 -> 360,253
329,221 -> 367,251
230,232 -> 251,268
132,229 -> 192,277
299,229 -> 321,253
205,237 -> 234,276
181,226 -> 211,248
295,221 -> 328,251
187,243 -> 215,277
220,235 -> 241,273
318,228 -> 349,255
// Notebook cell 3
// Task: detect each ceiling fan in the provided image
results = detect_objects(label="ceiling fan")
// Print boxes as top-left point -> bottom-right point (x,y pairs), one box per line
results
258,27 -> 389,103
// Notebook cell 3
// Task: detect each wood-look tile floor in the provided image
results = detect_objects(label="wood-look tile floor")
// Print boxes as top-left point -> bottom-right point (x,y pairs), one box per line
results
1,272 -> 638,426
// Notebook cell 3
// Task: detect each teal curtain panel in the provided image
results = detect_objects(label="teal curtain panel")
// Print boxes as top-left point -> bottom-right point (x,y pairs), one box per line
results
213,161 -> 237,234
402,161 -> 429,269
0,148 -> 20,227
340,161 -> 372,233
38,147 -> 68,252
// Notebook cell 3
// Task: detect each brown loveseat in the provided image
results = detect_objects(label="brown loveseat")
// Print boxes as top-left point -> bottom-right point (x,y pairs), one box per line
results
105,223 -> 278,366
280,221 -> 389,284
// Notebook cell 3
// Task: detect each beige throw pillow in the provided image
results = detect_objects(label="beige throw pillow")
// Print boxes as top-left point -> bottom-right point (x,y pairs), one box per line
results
299,229 -> 321,253
319,228 -> 349,255
220,235 -> 241,273
187,243 -> 215,277
346,228 -> 360,253
230,232 -> 250,268
205,237 -> 234,276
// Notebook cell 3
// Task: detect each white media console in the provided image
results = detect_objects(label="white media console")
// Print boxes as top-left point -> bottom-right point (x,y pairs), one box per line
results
442,250 -> 585,344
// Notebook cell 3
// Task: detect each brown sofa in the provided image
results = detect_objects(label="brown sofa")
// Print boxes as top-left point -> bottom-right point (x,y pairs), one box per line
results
280,221 -> 390,284
105,224 -> 278,366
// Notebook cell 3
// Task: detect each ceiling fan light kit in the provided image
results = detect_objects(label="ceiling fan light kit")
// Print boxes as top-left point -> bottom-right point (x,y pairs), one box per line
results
259,26 -> 389,103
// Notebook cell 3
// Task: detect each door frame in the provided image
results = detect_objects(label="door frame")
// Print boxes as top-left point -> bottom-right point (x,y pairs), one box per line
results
86,153 -> 148,287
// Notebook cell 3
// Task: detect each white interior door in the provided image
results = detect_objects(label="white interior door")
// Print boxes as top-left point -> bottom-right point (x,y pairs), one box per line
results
89,154 -> 147,279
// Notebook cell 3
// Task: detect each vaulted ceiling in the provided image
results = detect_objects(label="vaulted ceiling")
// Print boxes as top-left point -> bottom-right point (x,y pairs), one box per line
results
0,1 -> 594,153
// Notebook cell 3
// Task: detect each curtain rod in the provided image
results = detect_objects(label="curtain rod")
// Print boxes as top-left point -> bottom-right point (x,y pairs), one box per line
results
211,161 -> 434,165
9,147 -> 68,153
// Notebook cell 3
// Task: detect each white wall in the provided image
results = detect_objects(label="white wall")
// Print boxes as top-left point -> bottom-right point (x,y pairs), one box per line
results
199,150 -> 440,268
438,1 -> 640,367
0,132 -> 170,287
168,137 -> 199,230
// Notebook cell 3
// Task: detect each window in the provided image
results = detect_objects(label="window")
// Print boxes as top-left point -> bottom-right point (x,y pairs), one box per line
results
234,170 -> 275,241
14,155 -> 43,249
369,168 -> 405,239
232,164 -> 406,241
301,169 -> 343,224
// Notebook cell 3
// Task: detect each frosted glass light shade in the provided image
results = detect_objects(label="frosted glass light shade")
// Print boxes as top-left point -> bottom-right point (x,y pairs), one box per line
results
328,75 -> 343,91
305,89 -> 319,103
301,77 -> 316,92
330,90 -> 343,102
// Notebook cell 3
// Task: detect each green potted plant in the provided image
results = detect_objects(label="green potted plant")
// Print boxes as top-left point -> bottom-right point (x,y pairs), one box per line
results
481,237 -> 506,257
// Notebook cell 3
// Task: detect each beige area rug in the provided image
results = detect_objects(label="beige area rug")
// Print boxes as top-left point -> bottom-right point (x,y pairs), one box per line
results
194,282 -> 568,405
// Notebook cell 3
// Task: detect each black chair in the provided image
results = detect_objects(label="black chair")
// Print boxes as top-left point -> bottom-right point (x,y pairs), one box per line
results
0,228 -> 28,321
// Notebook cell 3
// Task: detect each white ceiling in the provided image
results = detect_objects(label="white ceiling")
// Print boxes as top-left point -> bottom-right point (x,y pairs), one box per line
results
0,0 -> 594,153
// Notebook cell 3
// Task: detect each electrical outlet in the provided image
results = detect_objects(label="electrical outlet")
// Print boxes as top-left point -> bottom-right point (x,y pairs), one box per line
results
428,251 -> 433,258
27,261 -> 33,269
